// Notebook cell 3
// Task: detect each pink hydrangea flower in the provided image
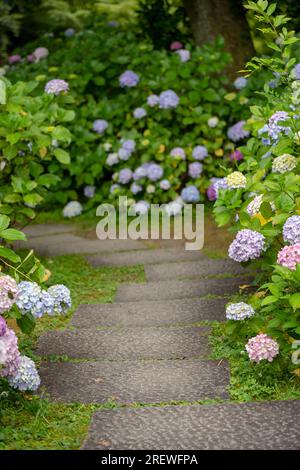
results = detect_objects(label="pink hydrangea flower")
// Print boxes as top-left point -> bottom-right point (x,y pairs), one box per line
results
0,275 -> 18,314
170,41 -> 183,51
277,243 -> 300,270
0,328 -> 21,377
245,333 -> 279,363
8,54 -> 21,65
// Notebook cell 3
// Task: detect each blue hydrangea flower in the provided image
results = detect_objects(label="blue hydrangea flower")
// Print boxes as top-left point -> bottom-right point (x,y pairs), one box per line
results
48,284 -> 71,315
118,168 -> 133,184
192,145 -> 208,160
170,147 -> 185,159
159,90 -> 179,109
118,148 -> 131,161
133,166 -> 148,181
8,356 -> 41,391
64,28 -> 75,37
63,201 -> 82,218
133,107 -> 147,119
119,70 -> 139,88
147,94 -> 160,107
121,139 -> 135,152
160,179 -> 171,190
84,185 -> 95,198
227,121 -> 250,142
181,185 -> 200,203
266,111 -> 290,141
130,182 -> 142,194
292,63 -> 300,80
226,302 -> 255,320
233,77 -> 247,90
16,282 -> 54,318
147,163 -> 163,181
93,119 -> 108,134
188,162 -> 203,178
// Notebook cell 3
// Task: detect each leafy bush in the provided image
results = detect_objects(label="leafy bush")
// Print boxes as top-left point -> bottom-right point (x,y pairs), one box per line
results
213,0 -> 300,373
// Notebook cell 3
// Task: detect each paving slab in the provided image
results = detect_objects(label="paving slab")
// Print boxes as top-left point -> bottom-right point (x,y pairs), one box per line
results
37,326 -> 210,360
83,400 -> 300,450
39,359 -> 229,403
116,277 -> 253,302
22,223 -> 76,238
15,238 -> 148,256
71,298 -> 227,328
145,259 -> 248,280
87,248 -> 206,267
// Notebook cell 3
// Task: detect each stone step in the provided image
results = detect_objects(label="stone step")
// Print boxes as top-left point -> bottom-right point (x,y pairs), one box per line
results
39,359 -> 229,404
145,259 -> 247,281
87,247 -> 206,267
22,223 -> 76,238
15,237 -> 148,256
36,326 -> 210,360
71,298 -> 227,328
83,400 -> 300,450
116,277 -> 253,302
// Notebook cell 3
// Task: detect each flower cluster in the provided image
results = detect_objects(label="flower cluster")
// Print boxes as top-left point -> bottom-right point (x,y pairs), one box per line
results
228,229 -> 265,262
247,194 -> 263,216
226,171 -> 247,189
230,149 -> 244,161
118,168 -> 133,184
93,119 -> 108,134
226,302 -> 255,320
119,70 -> 139,88
147,163 -> 163,181
0,328 -> 20,377
192,145 -> 208,160
188,162 -> 203,178
227,121 -> 250,142
277,243 -> 300,270
0,315 -> 7,336
245,334 -> 279,363
175,49 -> 190,62
16,281 -> 71,318
283,216 -> 300,245
147,94 -> 160,107
266,111 -> 290,141
233,77 -> 247,90
7,355 -> 40,391
44,79 -> 69,95
170,147 -> 185,159
207,178 -> 228,201
133,107 -> 147,119
272,154 -> 297,173
181,185 -> 200,203
63,201 -> 82,218
0,275 -> 18,314
47,284 -> 72,315
132,200 -> 149,215
84,185 -> 96,198
159,90 -> 179,109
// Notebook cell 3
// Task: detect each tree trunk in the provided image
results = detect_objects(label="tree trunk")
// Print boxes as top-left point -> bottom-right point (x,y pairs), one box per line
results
183,0 -> 254,75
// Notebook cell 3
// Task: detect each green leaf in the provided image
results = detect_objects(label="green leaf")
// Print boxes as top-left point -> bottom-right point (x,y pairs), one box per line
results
0,214 -> 10,232
289,294 -> 300,311
0,246 -> 21,263
0,228 -> 26,241
261,295 -> 278,306
53,148 -> 71,164
17,312 -> 36,335
0,79 -> 7,105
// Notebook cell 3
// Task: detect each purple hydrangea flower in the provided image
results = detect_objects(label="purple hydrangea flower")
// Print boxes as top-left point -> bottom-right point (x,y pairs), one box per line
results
233,77 -> 247,90
44,79 -> 69,95
147,163 -> 163,181
246,334 -> 279,363
110,183 -> 120,194
181,185 -> 200,203
188,162 -> 203,178
119,70 -> 139,88
0,316 -> 7,336
192,145 -> 208,160
170,147 -> 185,159
118,168 -> 133,184
283,216 -> 300,245
207,185 -> 217,201
93,119 -> 108,134
292,63 -> 300,80
175,49 -> 190,62
170,41 -> 183,51
228,229 -> 265,262
121,139 -> 135,152
118,148 -> 131,161
147,94 -> 160,107
133,166 -> 148,181
266,111 -> 290,141
159,179 -> 171,190
159,90 -> 179,109
33,47 -> 49,62
48,284 -> 71,315
130,182 -> 142,194
227,121 -> 250,142
0,275 -> 18,314
230,149 -> 244,161
84,185 -> 95,198
133,107 -> 147,119
8,54 -> 21,65
0,328 -> 20,377
106,153 -> 119,166
8,355 -> 41,391
207,178 -> 228,201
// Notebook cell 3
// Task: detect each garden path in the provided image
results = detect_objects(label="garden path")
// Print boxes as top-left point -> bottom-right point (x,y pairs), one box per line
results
23,223 -> 300,450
